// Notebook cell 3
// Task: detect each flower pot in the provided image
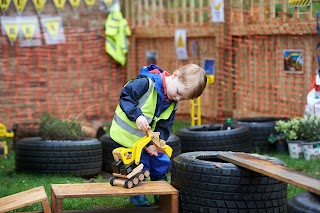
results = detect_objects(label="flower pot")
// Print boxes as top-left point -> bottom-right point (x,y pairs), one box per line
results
301,141 -> 320,161
287,140 -> 303,159
276,141 -> 288,153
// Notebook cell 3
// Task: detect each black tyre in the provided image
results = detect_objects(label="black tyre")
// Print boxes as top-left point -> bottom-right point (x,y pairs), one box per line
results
288,192 -> 320,213
100,133 -> 181,173
100,134 -> 119,173
171,151 -> 287,213
176,124 -> 251,153
15,137 -> 102,177
236,117 -> 289,153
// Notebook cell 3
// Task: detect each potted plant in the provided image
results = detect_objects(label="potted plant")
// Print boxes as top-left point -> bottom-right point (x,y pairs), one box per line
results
275,115 -> 320,160
268,132 -> 287,153
15,112 -> 103,177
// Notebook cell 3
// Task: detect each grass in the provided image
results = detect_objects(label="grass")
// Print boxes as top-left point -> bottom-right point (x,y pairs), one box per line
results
0,150 -> 137,212
1,119 -> 320,212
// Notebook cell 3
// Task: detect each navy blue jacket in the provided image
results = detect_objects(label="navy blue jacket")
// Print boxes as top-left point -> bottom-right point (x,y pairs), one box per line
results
119,65 -> 177,140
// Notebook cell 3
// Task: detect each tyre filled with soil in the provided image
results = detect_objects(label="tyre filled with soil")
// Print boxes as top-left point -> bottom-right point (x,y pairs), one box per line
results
15,137 -> 102,177
235,117 -> 289,153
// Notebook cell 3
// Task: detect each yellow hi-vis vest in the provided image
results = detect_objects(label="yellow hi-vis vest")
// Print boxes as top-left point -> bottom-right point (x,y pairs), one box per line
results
105,10 -> 131,66
110,78 -> 176,148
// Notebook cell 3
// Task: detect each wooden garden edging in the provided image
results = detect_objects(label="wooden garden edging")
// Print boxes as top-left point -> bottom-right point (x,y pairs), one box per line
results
217,152 -> 320,196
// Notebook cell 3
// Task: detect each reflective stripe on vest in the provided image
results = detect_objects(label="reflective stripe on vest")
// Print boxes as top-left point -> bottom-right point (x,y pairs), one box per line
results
110,78 -> 176,148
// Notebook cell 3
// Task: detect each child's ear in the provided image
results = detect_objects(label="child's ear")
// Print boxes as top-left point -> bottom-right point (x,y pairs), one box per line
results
172,70 -> 180,78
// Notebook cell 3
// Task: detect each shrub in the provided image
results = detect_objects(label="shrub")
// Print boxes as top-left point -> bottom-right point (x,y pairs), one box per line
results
39,112 -> 85,140
275,115 -> 320,142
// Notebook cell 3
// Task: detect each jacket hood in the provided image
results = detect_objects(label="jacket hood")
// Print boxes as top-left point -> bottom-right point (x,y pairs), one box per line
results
138,65 -> 165,101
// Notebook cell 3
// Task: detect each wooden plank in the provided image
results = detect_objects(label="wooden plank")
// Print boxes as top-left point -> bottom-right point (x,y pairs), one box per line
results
134,20 -> 315,38
124,0 -> 130,21
144,0 -> 150,26
199,0 -> 203,25
190,0 -> 195,24
182,0 -> 186,24
134,25 -> 217,38
259,0 -> 264,21
282,0 -> 287,22
51,181 -> 178,213
239,0 -> 243,23
51,181 -> 178,198
130,0 -> 136,28
232,21 -> 315,36
270,0 -> 275,19
137,0 -> 142,27
174,0 -> 178,25
0,186 -> 50,213
249,0 -> 253,17
217,152 -> 320,196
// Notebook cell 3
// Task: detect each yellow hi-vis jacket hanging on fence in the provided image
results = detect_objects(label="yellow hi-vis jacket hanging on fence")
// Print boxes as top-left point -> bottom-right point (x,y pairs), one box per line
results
105,9 -> 131,66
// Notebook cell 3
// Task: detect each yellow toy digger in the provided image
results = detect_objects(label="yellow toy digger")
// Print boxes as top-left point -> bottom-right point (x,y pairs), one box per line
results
110,129 -> 172,189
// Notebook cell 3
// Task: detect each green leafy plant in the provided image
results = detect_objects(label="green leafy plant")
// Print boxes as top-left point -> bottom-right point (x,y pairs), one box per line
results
39,112 -> 85,140
275,115 -> 320,142
268,132 -> 286,144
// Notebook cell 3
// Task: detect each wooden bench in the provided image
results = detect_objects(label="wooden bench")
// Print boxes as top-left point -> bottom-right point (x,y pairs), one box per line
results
0,186 -> 52,213
51,181 -> 178,213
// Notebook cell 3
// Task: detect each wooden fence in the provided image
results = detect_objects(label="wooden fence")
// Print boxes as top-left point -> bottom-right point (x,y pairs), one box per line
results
120,0 -> 320,122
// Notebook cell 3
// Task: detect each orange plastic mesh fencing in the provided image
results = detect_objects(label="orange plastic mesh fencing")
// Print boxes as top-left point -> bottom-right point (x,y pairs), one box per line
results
1,0 -> 320,128
0,28 -> 127,127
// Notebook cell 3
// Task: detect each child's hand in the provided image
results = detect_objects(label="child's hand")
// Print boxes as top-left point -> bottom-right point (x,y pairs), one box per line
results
136,115 -> 150,131
144,145 -> 165,156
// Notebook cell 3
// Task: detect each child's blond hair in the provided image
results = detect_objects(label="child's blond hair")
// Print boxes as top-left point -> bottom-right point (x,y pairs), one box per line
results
176,63 -> 207,99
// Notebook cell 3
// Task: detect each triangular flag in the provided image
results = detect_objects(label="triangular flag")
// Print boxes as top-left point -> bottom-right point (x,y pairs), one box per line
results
53,0 -> 66,13
3,22 -> 19,45
69,0 -> 80,12
84,0 -> 95,11
103,0 -> 112,8
44,19 -> 59,37
13,0 -> 27,13
0,0 -> 11,12
21,22 -> 36,41
32,0 -> 46,14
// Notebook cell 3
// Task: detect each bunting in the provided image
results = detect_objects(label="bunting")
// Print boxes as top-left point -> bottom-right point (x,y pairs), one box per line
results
40,16 -> 65,45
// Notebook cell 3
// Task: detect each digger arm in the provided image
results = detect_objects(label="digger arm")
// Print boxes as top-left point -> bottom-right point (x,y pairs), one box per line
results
113,130 -> 173,166
133,129 -> 173,165
132,135 -> 152,165
147,129 -> 173,158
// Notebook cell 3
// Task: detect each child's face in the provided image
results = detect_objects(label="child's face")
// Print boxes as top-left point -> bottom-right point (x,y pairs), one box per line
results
167,72 -> 189,101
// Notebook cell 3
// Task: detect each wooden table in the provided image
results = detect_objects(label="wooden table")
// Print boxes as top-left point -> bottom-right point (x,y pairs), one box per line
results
51,181 -> 178,213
